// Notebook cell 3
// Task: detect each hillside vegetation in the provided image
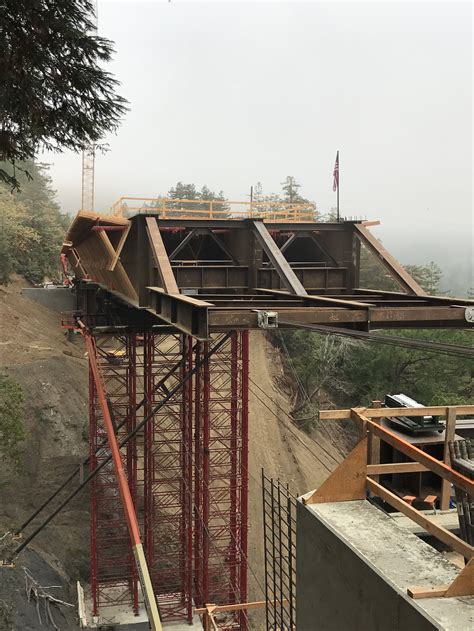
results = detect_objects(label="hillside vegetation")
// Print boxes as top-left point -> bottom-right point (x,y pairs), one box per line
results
276,258 -> 473,432
0,161 -> 69,284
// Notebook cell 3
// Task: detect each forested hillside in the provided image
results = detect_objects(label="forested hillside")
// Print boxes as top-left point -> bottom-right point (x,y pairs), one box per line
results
276,261 -> 473,431
0,161 -> 69,284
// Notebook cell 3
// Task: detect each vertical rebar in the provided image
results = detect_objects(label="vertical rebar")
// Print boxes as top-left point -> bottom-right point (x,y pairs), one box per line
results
287,489 -> 294,627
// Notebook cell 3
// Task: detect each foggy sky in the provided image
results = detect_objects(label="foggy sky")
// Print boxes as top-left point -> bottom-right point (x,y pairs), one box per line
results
44,1 -> 472,288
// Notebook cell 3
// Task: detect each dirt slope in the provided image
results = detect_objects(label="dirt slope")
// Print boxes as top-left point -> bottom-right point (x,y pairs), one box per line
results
0,280 -> 89,629
0,282 -> 342,629
246,332 -> 341,628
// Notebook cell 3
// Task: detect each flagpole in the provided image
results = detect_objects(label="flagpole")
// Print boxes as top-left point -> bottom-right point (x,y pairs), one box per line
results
337,150 -> 340,221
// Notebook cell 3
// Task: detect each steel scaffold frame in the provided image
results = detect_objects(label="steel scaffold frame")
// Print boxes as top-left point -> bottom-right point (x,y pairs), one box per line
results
89,333 -> 139,615
89,331 -> 249,626
194,332 -> 249,630
142,332 -> 194,622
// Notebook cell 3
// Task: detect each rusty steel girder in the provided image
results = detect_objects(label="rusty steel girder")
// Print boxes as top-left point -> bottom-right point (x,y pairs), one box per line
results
62,212 -> 474,339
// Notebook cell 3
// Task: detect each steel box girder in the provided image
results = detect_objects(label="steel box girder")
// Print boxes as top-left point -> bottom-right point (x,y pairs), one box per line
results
67,212 -> 474,338
207,304 -> 472,331
148,287 -> 211,340
78,282 -> 473,338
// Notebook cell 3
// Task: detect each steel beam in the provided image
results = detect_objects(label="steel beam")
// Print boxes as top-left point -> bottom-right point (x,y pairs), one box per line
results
148,287 -> 212,339
252,220 -> 307,295
169,228 -> 199,261
145,216 -> 179,293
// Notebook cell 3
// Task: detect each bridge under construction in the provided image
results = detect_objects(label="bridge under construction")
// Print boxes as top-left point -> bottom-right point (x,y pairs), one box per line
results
13,197 -> 473,630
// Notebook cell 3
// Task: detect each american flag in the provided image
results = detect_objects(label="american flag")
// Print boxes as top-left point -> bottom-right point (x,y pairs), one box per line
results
333,151 -> 339,192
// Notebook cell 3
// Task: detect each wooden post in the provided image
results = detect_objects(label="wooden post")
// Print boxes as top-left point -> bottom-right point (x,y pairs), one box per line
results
440,407 -> 457,510
202,607 -> 209,631
368,401 -> 382,486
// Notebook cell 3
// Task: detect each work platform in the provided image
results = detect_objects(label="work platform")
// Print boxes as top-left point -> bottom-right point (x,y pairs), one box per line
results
61,208 -> 474,339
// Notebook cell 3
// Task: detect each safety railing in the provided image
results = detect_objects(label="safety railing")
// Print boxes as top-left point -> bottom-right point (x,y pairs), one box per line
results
109,196 -> 317,222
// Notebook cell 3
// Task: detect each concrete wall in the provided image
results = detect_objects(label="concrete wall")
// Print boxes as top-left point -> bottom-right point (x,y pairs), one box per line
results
22,287 -> 76,313
296,501 -> 443,631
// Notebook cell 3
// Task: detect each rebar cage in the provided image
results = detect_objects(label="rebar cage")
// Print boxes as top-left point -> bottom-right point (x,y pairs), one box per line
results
262,471 -> 297,631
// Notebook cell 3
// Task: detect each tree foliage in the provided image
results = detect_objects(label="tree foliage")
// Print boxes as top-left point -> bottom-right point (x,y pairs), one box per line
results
276,256 -> 471,430
251,177 -> 317,218
0,161 -> 68,283
0,0 -> 128,189
359,247 -> 445,295
358,245 -> 399,291
0,373 -> 25,463
166,182 -> 230,217
0,189 -> 39,284
405,262 -> 443,295
277,327 -> 473,427
281,176 -> 308,203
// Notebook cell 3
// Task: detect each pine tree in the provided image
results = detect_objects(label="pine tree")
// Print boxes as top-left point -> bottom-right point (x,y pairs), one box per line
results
0,161 -> 68,283
1,0 -> 128,190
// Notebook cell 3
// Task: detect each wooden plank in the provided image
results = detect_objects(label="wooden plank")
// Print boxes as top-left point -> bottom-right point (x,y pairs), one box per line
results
195,600 -> 287,614
444,558 -> 474,597
354,224 -> 426,295
440,407 -> 457,510
319,409 -> 353,420
368,400 -> 382,485
319,405 -> 474,420
195,601 -> 267,614
407,586 -> 449,599
362,415 -> 474,496
77,581 -> 87,627
209,612 -> 219,631
145,216 -> 179,294
303,438 -> 367,504
115,263 -> 139,302
408,559 -> 474,599
366,478 -> 474,559
367,462 -> 428,475
109,222 -> 131,271
252,220 -> 307,295
365,406 -> 474,418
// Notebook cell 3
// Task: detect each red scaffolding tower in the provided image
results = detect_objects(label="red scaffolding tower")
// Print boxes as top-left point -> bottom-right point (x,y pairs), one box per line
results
89,333 -> 139,616
88,331 -> 249,626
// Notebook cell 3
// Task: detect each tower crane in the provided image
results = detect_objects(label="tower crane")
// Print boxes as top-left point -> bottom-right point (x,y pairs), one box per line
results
81,0 -> 97,211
